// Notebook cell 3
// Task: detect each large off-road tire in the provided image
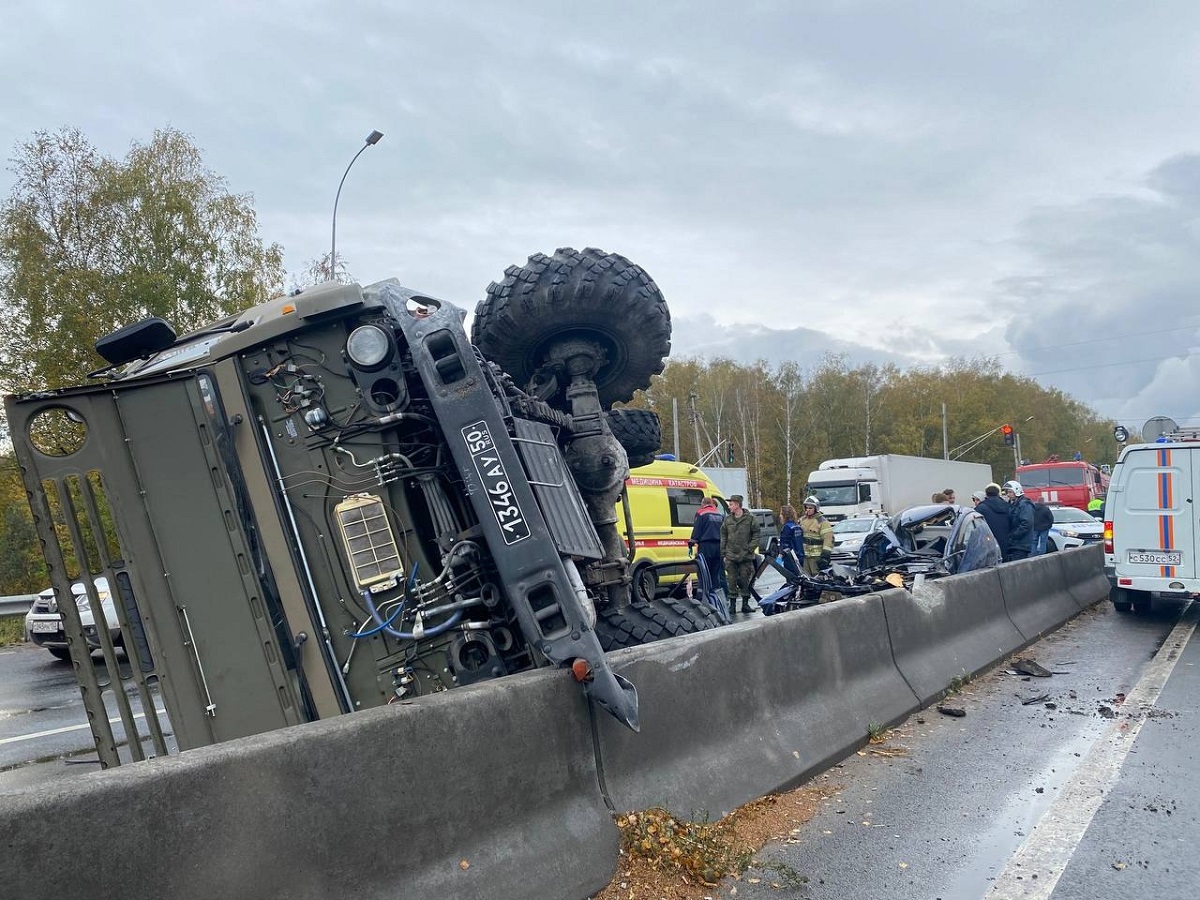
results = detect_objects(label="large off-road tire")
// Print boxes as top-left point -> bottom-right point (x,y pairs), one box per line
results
595,595 -> 720,652
473,247 -> 671,409
607,408 -> 661,468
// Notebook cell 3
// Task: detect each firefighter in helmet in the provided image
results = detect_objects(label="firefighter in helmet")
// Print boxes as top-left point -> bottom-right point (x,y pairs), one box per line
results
798,496 -> 834,576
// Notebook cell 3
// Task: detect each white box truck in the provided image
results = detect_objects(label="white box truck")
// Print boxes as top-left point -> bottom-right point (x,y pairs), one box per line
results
1105,440 -> 1200,613
805,454 -> 994,521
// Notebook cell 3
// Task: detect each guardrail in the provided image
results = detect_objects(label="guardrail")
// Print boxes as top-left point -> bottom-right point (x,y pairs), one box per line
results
0,594 -> 36,617
1,546 -> 1110,900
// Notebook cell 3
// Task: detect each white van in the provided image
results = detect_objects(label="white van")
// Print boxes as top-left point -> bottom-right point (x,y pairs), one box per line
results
1105,440 -> 1200,612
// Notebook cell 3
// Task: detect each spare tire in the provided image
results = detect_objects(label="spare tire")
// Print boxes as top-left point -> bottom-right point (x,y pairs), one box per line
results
606,408 -> 661,462
595,595 -> 720,652
473,248 -> 671,408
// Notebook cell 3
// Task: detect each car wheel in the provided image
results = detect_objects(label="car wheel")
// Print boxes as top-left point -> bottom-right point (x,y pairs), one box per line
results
472,248 -> 671,409
631,560 -> 658,602
594,595 -> 719,652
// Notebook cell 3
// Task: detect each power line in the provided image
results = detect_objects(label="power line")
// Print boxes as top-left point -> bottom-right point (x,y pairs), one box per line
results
1026,353 -> 1193,378
995,321 -> 1200,358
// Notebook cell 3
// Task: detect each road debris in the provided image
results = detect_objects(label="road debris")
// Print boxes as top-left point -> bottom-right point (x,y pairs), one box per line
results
1021,692 -> 1051,705
937,706 -> 967,717
1011,658 -> 1053,678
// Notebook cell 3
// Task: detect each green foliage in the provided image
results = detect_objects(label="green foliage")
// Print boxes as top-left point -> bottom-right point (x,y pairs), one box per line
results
629,352 -> 1118,513
0,126 -> 285,394
0,615 -> 26,646
0,456 -> 47,593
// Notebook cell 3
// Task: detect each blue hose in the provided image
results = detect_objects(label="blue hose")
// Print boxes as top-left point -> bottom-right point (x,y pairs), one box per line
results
359,563 -> 463,640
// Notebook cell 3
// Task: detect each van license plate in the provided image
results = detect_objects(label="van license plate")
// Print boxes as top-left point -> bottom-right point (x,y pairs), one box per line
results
1128,549 -> 1182,565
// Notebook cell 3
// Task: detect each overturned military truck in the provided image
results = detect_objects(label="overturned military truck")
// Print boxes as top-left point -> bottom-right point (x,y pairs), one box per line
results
6,248 -> 719,765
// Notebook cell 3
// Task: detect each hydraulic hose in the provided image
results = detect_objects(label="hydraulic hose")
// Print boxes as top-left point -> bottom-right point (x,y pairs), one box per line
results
360,564 -> 463,640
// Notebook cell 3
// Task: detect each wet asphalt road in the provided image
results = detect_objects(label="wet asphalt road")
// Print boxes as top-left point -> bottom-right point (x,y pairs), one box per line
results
735,597 -> 1198,899
0,642 -> 169,793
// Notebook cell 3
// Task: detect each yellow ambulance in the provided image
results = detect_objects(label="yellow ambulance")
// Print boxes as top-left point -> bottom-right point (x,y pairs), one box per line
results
617,458 -> 727,595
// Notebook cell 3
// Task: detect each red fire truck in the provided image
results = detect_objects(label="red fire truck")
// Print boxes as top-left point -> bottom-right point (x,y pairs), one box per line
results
1015,456 -> 1109,512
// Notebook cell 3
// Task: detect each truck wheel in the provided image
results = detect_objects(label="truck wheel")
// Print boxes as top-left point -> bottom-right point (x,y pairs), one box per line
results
606,408 -> 661,463
595,596 -> 719,652
473,248 -> 671,409
1110,587 -> 1132,612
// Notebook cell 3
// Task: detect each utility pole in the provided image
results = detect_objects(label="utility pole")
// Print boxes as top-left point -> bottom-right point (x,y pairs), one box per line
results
688,391 -> 702,464
942,402 -> 949,460
672,397 -> 680,459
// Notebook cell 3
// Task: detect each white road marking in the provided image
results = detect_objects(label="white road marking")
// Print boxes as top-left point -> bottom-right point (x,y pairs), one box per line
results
0,708 -> 163,747
986,601 -> 1199,898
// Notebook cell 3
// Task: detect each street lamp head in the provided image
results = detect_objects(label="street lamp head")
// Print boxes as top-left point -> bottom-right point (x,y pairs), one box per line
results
365,130 -> 384,146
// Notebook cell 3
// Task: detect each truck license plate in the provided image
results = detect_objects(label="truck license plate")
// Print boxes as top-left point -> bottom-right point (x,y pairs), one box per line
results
461,421 -> 530,546
1127,549 -> 1183,565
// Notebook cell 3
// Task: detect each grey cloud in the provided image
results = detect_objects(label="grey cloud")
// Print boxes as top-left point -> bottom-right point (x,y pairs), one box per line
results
999,154 -> 1200,426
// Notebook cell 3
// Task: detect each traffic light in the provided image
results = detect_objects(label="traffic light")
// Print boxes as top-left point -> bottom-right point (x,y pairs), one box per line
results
1001,423 -> 1015,446
727,443 -> 735,464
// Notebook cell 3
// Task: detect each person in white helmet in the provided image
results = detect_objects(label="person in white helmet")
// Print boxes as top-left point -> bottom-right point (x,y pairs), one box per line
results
1001,480 -> 1035,561
798,496 -> 834,575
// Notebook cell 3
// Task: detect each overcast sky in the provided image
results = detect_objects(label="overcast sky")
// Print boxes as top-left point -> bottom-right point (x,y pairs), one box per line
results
4,0 -> 1200,438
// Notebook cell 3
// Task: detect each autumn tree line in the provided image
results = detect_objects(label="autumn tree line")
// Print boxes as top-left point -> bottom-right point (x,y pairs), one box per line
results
625,354 -> 1121,516
0,126 -> 1119,594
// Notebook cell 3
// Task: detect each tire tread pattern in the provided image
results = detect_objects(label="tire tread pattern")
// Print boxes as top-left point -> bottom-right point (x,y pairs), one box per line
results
473,247 -> 671,408
595,595 -> 720,652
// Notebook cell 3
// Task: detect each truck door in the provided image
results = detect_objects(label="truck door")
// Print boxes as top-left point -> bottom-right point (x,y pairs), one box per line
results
1115,447 -> 1194,580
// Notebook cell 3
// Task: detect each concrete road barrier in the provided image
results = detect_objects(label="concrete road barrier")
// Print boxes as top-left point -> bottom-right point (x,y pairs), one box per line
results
594,592 -> 921,819
2,669 -> 616,900
1054,544 -> 1109,610
2,550 -> 1112,900
997,551 -> 1079,641
884,568 -> 1026,705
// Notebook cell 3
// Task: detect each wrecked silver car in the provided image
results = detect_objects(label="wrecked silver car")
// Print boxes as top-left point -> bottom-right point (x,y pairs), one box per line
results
856,503 -> 1001,582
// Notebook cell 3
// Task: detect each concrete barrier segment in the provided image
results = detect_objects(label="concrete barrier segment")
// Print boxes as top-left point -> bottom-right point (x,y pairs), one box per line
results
997,551 -> 1078,641
595,594 -> 920,820
1,667 -> 616,900
884,568 -> 1026,705
1055,544 -> 1110,610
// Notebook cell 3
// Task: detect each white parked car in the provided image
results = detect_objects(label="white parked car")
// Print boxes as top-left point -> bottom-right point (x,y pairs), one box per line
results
23,577 -> 121,661
1047,505 -> 1104,552
830,514 -> 888,562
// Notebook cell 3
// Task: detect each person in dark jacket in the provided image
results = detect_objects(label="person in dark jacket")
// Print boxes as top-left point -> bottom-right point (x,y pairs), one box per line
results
688,497 -> 726,593
1031,501 -> 1055,555
977,483 -> 1013,561
777,504 -> 802,576
1002,480 -> 1035,561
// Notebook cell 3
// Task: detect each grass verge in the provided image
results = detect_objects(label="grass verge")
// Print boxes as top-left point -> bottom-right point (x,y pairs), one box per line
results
0,614 -> 26,646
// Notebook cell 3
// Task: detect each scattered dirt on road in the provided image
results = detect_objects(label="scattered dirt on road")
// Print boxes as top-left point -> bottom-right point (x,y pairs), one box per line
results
595,780 -> 842,899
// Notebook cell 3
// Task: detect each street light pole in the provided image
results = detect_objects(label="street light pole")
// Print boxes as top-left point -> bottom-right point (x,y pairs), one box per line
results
330,129 -> 383,281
